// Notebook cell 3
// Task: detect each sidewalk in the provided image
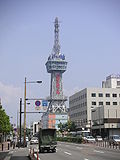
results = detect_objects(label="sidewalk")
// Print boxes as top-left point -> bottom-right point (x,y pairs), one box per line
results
0,142 -> 13,160
0,142 -> 11,151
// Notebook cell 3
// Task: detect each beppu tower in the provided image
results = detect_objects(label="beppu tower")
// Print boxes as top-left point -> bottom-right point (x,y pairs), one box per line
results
42,17 -> 68,130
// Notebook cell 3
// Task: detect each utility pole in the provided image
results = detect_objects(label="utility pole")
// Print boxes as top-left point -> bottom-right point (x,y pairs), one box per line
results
24,77 -> 26,147
17,109 -> 18,137
23,77 -> 42,147
20,98 -> 22,147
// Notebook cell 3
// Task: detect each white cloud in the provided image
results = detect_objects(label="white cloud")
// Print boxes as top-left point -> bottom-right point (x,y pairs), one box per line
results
0,82 -> 22,124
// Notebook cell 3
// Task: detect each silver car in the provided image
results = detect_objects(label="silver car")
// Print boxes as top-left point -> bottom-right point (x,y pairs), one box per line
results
30,137 -> 38,145
86,136 -> 95,143
109,135 -> 120,145
95,136 -> 103,141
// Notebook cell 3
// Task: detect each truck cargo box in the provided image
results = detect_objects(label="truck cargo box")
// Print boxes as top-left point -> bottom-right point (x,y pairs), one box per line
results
39,128 -> 57,153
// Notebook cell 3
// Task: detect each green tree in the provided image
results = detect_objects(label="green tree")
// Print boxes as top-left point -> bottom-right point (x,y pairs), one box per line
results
67,120 -> 76,131
0,106 -> 11,134
58,120 -> 76,133
58,122 -> 63,133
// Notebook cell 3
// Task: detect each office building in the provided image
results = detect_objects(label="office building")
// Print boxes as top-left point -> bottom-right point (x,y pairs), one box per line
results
69,84 -> 120,136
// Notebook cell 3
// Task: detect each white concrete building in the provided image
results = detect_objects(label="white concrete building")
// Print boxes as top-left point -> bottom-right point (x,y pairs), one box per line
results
30,122 -> 40,136
69,87 -> 120,137
102,74 -> 120,88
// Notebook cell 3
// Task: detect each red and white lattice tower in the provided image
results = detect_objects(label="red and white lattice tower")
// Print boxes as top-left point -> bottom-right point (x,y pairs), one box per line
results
46,17 -> 67,113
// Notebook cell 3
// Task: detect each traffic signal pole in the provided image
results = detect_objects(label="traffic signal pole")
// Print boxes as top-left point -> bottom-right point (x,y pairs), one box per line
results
20,98 -> 22,147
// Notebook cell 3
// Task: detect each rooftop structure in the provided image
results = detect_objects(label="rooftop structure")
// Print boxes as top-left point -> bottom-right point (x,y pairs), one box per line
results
102,74 -> 120,89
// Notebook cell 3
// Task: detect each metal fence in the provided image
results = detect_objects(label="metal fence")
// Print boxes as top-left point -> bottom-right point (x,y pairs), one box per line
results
95,141 -> 120,149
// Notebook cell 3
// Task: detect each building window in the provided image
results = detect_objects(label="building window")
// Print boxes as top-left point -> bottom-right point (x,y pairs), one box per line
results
113,102 -> 117,105
106,93 -> 110,97
99,93 -> 103,97
112,94 -> 117,97
92,101 -> 96,105
117,81 -> 120,86
91,93 -> 96,97
106,102 -> 110,105
99,102 -> 103,106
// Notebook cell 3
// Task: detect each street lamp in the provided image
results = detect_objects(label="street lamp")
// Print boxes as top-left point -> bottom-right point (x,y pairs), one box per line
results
112,124 -> 114,136
24,77 -> 42,147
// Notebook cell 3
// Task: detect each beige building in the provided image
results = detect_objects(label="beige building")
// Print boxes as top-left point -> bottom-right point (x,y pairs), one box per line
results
92,106 -> 120,137
69,87 -> 120,136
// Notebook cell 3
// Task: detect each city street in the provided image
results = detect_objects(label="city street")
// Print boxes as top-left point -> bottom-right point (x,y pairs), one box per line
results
5,147 -> 30,160
2,141 -> 120,160
39,142 -> 120,160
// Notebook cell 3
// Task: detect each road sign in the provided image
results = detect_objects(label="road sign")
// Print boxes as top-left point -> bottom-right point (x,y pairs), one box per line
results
42,100 -> 48,106
35,100 -> 48,111
35,100 -> 41,106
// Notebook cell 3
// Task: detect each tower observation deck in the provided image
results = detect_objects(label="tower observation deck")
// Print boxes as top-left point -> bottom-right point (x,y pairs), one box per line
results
46,17 -> 67,113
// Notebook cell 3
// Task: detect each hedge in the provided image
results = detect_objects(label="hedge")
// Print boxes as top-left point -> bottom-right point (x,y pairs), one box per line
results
57,136 -> 82,143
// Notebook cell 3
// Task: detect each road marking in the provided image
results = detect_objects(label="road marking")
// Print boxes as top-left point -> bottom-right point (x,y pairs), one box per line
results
76,146 -> 83,149
64,151 -> 72,155
94,150 -> 104,153
84,159 -> 89,160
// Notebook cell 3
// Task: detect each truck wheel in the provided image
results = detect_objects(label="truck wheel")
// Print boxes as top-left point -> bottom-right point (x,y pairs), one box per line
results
39,148 -> 43,153
52,149 -> 56,153
47,149 -> 50,153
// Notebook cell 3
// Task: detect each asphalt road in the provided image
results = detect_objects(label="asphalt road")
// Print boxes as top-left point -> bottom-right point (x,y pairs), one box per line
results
2,142 -> 120,160
38,142 -> 120,160
6,147 -> 30,160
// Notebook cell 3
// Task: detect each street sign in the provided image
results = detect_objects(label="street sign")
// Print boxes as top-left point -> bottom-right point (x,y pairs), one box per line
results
35,100 -> 41,110
35,100 -> 48,111
42,100 -> 48,106
35,100 -> 41,106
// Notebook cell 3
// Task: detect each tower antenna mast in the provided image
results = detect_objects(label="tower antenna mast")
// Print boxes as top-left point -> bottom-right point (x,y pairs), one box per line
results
53,17 -> 60,56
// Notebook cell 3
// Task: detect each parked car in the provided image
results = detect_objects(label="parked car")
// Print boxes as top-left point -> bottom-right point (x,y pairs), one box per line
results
95,136 -> 103,141
86,136 -> 95,143
30,137 -> 38,145
109,135 -> 120,145
26,136 -> 29,142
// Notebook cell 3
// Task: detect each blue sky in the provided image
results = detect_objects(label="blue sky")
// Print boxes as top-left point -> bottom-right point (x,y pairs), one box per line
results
0,0 -> 120,126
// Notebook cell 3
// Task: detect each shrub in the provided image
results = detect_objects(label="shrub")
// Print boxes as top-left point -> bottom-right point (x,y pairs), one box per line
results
57,136 -> 82,143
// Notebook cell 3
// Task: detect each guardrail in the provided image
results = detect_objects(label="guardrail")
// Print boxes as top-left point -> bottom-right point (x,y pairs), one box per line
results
84,140 -> 120,150
96,141 -> 120,150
